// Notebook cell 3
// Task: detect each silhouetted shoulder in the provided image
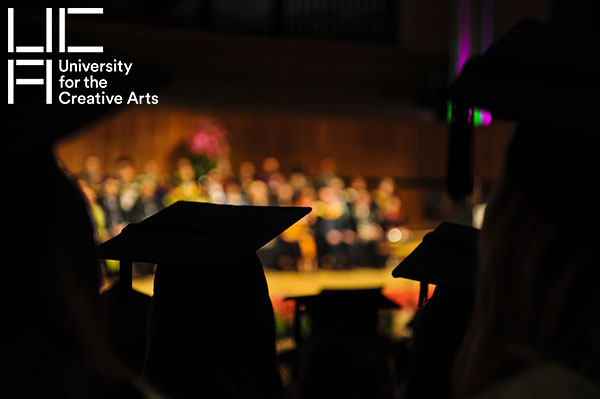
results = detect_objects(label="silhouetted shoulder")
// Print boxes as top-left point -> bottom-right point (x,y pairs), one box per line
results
473,362 -> 600,399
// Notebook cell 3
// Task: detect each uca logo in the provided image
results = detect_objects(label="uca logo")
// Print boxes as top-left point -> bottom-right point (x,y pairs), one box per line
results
7,8 -> 103,104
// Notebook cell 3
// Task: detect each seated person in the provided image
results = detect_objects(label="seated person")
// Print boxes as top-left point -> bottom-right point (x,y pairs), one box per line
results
97,202 -> 311,398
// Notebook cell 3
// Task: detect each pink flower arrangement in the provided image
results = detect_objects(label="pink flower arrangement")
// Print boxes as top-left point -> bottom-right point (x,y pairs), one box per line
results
187,118 -> 227,159
189,131 -> 220,158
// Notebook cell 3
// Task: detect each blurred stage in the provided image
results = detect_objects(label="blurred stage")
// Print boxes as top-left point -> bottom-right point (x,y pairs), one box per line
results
132,264 -> 421,299
130,231 -> 434,340
131,230 -> 427,299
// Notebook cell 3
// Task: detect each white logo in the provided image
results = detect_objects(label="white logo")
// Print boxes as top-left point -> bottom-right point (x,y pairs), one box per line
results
7,8 -> 104,104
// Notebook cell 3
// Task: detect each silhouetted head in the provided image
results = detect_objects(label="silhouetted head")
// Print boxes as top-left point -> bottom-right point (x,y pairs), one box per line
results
446,19 -> 599,396
8,152 -> 143,398
145,253 -> 282,399
289,288 -> 399,341
453,124 -> 600,396
291,289 -> 399,399
297,334 -> 395,399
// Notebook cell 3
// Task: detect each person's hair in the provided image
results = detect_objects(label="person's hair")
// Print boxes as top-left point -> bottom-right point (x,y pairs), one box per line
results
296,334 -> 395,399
8,152 -> 143,398
452,167 -> 600,397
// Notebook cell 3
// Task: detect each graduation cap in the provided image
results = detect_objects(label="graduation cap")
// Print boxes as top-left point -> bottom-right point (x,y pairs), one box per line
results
390,224 -> 479,399
392,222 -> 478,307
447,19 -> 596,133
106,202 -> 309,397
97,201 -> 311,296
447,20 -> 599,231
288,288 -> 400,340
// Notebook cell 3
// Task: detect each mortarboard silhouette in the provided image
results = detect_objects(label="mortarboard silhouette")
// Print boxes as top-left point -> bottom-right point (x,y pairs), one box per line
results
391,223 -> 478,399
392,222 -> 478,306
97,201 -> 311,293
447,19 -> 599,232
288,288 -> 400,340
447,20 -> 596,134
289,288 -> 400,399
97,201 -> 310,398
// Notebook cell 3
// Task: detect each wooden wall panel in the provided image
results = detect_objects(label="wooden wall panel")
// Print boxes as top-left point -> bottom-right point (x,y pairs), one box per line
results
56,105 -> 456,178
55,105 -> 513,226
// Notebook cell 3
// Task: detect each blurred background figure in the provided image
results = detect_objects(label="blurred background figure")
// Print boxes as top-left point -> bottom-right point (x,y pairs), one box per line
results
276,182 -> 295,207
289,166 -> 311,201
260,157 -> 281,184
130,177 -> 164,222
139,160 -> 165,195
115,157 -> 141,223
225,181 -> 247,205
314,185 -> 355,269
345,176 -> 368,204
238,161 -> 257,193
247,179 -> 271,207
379,195 -> 406,232
351,188 -> 385,268
78,178 -> 108,243
314,158 -> 338,190
203,168 -> 227,204
165,157 -> 205,204
99,176 -> 127,238
80,155 -> 104,194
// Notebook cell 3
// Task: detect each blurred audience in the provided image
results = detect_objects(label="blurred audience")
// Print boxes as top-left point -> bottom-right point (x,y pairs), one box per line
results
77,156 -> 414,270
